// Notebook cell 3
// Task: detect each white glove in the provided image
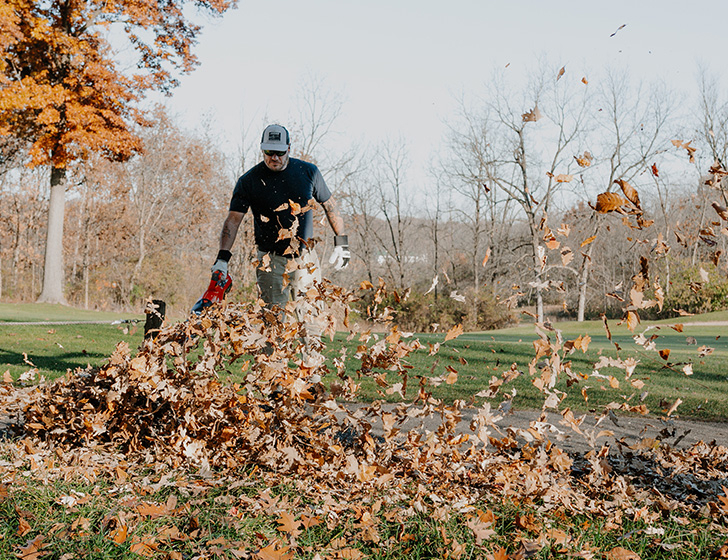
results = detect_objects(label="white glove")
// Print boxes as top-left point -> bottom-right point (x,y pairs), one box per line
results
329,235 -> 350,271
211,258 -> 228,277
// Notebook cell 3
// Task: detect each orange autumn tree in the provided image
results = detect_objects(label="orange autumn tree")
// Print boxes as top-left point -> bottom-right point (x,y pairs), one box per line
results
0,0 -> 235,303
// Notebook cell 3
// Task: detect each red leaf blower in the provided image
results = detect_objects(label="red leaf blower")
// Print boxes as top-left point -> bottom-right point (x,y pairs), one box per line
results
191,271 -> 232,315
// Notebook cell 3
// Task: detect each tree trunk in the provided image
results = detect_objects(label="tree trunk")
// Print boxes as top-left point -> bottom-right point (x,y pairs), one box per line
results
37,166 -> 67,304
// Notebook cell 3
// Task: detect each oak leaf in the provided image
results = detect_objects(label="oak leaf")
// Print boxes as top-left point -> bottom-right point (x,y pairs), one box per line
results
445,324 -> 464,342
522,105 -> 542,122
255,543 -> 294,560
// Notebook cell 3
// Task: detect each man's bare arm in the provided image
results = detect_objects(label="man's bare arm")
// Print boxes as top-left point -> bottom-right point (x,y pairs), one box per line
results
220,211 -> 245,251
320,198 -> 344,236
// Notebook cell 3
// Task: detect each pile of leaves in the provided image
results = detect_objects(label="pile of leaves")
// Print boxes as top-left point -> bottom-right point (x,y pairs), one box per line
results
2,278 -> 728,558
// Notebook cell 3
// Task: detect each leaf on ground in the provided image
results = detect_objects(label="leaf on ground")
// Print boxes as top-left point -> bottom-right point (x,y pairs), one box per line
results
607,547 -> 641,560
254,543 -> 294,560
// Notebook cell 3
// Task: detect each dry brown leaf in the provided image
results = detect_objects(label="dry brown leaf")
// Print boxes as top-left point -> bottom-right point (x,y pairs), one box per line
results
573,335 -> 591,352
595,192 -> 626,213
557,65 -> 566,81
560,247 -> 574,266
445,324 -> 464,342
581,235 -> 596,247
522,105 -> 542,122
614,179 -> 641,208
671,139 -> 697,163
666,398 -> 683,417
482,247 -> 491,267
16,517 -> 32,537
276,511 -> 301,536
607,547 -> 641,560
255,543 -> 294,560
574,151 -> 592,167
624,311 -> 640,332
109,524 -> 128,545
15,536 -> 46,560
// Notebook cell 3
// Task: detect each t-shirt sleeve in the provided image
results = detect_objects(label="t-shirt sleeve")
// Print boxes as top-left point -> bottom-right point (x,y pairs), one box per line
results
311,166 -> 332,204
229,175 -> 250,213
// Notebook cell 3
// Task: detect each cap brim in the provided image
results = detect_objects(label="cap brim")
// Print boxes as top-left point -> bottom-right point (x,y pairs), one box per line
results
261,143 -> 289,151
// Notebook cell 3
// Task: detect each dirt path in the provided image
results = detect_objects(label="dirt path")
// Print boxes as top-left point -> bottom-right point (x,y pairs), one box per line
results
343,402 -> 728,455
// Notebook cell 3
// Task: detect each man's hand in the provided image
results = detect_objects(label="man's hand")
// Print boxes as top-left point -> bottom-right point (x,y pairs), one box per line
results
212,258 -> 228,277
329,235 -> 350,271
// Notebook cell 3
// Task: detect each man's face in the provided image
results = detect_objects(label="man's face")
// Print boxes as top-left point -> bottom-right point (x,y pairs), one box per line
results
263,148 -> 289,172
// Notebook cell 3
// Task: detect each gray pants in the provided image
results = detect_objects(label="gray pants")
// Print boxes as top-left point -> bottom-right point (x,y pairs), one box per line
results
256,248 -> 323,345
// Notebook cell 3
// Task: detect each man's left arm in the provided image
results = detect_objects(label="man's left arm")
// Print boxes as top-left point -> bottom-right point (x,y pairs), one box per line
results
320,197 -> 350,270
321,197 -> 344,236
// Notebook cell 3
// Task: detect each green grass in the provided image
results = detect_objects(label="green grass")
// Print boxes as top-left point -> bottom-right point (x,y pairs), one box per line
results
0,304 -> 144,380
0,471 -> 724,559
321,315 -> 728,421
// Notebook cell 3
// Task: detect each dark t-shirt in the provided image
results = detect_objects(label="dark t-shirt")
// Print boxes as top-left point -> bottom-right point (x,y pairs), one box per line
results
229,158 -> 332,255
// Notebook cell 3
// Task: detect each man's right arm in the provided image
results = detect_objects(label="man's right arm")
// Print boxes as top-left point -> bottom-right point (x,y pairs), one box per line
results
211,211 -> 245,275
220,211 -> 245,251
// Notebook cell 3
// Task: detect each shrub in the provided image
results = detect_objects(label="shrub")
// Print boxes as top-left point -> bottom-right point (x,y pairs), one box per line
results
355,284 -> 516,333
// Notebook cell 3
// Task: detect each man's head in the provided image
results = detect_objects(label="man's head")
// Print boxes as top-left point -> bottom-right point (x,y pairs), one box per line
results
261,124 -> 290,171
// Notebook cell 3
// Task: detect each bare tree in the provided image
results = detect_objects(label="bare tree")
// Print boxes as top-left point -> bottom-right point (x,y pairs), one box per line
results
468,67 -> 591,322
574,70 -> 678,320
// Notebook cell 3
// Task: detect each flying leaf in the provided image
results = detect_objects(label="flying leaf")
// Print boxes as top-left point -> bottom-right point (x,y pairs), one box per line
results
450,290 -> 466,303
424,275 -> 438,295
712,202 -> 728,221
574,151 -> 593,167
624,311 -> 640,332
614,179 -> 641,208
482,247 -> 492,267
650,163 -> 659,177
445,324 -> 464,342
581,77 -> 588,85
595,192 -> 626,213
666,398 -> 683,417
581,235 -> 596,247
610,24 -> 627,37
522,105 -> 542,122
671,139 -> 697,163
560,247 -> 573,266
556,66 -> 566,81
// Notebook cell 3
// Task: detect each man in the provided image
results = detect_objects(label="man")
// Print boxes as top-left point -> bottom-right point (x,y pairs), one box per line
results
205,124 -> 350,355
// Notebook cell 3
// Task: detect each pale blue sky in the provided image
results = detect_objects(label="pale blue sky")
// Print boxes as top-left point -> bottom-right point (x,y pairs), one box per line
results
159,0 -> 727,182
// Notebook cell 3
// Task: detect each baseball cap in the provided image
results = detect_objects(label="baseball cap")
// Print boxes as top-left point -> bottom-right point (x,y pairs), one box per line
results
260,124 -> 290,151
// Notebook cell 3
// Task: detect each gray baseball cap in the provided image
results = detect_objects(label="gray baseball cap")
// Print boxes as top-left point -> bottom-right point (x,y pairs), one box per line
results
260,124 -> 290,151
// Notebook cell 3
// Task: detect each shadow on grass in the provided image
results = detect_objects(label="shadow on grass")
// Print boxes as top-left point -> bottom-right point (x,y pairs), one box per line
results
0,347 -> 107,375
